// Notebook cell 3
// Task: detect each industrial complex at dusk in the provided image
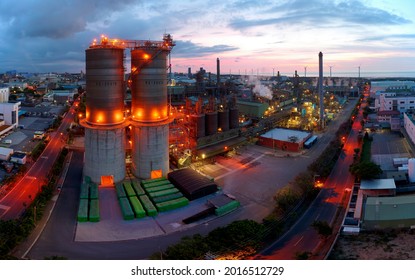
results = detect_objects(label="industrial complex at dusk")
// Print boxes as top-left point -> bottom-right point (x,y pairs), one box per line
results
1,2 -> 415,271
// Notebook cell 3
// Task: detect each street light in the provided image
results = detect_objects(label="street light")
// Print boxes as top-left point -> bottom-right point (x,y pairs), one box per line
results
314,174 -> 322,187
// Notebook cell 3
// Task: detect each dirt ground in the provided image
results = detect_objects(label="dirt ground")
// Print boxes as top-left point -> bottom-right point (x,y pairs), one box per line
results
329,230 -> 415,259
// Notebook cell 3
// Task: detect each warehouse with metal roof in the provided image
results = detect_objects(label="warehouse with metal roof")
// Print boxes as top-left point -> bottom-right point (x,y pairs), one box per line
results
167,168 -> 218,200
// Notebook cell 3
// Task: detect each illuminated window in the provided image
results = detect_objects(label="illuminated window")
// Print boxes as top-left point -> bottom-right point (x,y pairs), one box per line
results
151,170 -> 162,179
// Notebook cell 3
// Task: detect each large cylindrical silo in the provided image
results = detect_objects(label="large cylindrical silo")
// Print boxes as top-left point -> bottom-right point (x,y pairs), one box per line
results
82,45 -> 127,184
131,48 -> 168,122
218,110 -> 229,132
229,108 -> 239,129
85,47 -> 125,125
191,114 -> 205,138
205,111 -> 218,135
130,40 -> 174,179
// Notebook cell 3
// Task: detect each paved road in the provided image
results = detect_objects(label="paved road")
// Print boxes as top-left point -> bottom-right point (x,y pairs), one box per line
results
257,91 -> 366,259
0,101 -> 77,220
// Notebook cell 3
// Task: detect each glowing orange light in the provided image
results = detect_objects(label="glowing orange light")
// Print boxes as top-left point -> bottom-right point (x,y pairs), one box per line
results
143,53 -> 150,60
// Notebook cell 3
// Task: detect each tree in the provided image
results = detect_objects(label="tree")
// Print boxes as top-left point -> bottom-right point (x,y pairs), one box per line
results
311,220 -> 332,238
349,161 -> 382,179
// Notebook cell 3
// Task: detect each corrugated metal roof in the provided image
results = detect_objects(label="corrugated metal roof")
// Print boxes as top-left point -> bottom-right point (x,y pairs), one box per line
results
364,195 -> 415,221
360,179 -> 396,190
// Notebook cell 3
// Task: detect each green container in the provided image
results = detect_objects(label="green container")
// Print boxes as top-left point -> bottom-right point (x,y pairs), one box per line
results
145,184 -> 174,193
115,182 -> 127,199
142,180 -> 171,189
128,196 -> 146,218
84,176 -> 91,184
214,200 -> 240,216
141,177 -> 167,185
123,182 -> 136,197
152,192 -> 183,204
89,199 -> 100,222
131,180 -> 145,196
79,183 -> 89,199
148,188 -> 180,199
119,197 -> 134,220
89,183 -> 99,200
77,199 -> 88,222
139,195 -> 158,217
156,197 -> 189,212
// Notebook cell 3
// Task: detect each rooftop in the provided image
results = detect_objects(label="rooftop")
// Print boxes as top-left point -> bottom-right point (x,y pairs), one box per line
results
260,128 -> 311,143
364,194 -> 415,221
360,179 -> 396,190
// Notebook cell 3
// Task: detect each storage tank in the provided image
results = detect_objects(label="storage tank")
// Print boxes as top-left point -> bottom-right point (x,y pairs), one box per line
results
218,110 -> 229,131
205,111 -> 218,135
130,35 -> 175,179
191,114 -> 205,138
229,108 -> 239,129
130,48 -> 168,122
85,47 -> 125,125
82,44 -> 127,184
408,158 -> 415,183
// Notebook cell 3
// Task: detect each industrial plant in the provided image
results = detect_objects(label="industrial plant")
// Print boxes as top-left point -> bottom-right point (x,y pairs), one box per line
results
79,36 -> 357,186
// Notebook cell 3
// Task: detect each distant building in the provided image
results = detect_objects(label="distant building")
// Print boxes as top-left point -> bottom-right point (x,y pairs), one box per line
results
375,92 -> 415,114
0,85 -> 10,102
362,194 -> 415,230
49,89 -> 76,104
236,100 -> 269,119
377,110 -> 400,130
0,85 -> 19,135
404,112 -> 415,146
258,128 -> 311,152
10,152 -> 27,165
7,81 -> 28,90
371,80 -> 415,97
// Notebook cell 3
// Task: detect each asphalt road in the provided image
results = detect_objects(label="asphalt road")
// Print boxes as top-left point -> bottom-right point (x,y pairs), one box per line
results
0,102 -> 77,219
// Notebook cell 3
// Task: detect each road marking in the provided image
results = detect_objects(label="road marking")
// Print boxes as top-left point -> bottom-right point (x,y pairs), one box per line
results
215,153 -> 266,180
40,156 -> 48,159
294,236 -> 304,247
0,204 -> 10,210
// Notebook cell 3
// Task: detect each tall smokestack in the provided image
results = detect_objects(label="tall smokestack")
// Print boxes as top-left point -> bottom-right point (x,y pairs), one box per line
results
217,57 -> 220,89
319,51 -> 324,129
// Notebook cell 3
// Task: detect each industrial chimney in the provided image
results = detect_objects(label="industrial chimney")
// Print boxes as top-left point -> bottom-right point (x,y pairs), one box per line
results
217,57 -> 220,89
319,51 -> 324,129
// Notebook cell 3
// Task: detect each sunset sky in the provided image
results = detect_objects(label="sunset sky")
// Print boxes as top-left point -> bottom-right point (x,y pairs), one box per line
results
0,0 -> 414,77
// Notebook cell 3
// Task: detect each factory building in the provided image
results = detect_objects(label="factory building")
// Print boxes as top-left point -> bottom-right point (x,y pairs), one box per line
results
258,128 -> 312,152
81,35 -> 175,184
